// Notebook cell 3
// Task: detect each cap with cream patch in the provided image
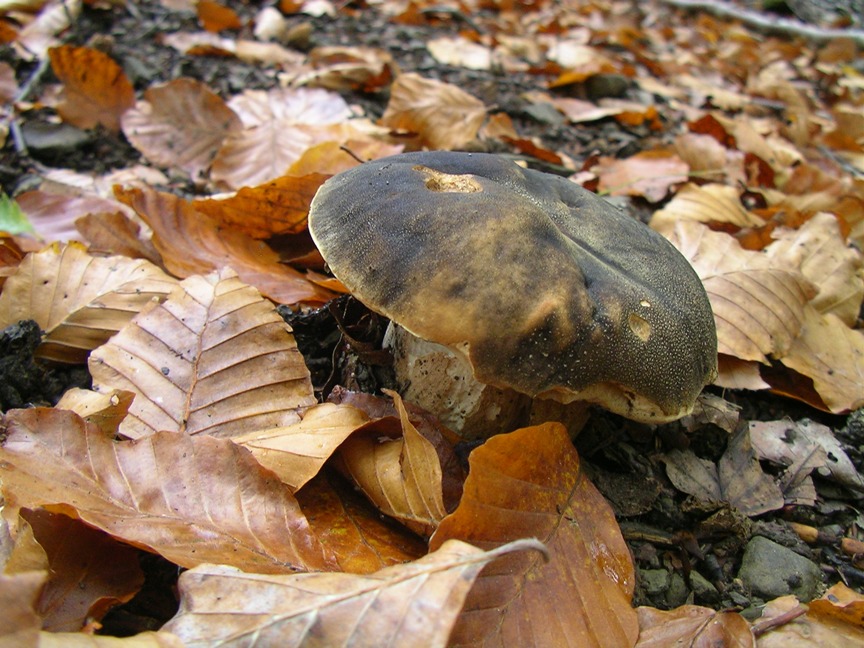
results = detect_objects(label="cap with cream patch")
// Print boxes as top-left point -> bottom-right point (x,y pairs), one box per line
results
309,151 -> 717,423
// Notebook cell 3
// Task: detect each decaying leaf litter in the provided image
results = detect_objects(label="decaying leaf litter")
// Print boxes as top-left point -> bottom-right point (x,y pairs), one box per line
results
1,0 -> 864,645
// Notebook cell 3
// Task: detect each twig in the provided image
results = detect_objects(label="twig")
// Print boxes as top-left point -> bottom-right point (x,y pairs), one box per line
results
657,0 -> 864,45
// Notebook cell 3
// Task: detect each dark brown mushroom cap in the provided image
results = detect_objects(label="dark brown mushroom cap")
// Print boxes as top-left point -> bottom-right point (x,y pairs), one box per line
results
309,151 -> 718,422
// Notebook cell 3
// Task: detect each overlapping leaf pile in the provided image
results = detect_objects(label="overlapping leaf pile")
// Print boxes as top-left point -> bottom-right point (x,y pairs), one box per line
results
1,0 -> 864,646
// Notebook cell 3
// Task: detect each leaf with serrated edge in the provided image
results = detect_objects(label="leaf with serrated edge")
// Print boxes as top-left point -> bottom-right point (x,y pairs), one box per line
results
235,403 -> 370,492
0,408 -> 333,574
660,220 -> 815,363
0,243 -> 178,364
430,423 -> 638,648
89,267 -> 315,439
163,538 -> 546,648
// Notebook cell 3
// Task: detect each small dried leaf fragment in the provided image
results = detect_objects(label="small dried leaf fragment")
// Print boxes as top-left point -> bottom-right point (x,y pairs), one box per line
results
163,538 -> 546,648
636,606 -> 754,647
90,267 -> 315,439
380,73 -> 486,150
121,78 -> 242,178
55,387 -> 134,436
430,423 -> 638,648
0,408 -> 332,574
235,403 -> 369,492
662,220 -> 816,363
0,242 -> 178,363
48,45 -> 135,131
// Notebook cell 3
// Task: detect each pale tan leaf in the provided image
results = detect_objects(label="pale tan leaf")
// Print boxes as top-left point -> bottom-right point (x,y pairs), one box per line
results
14,0 -> 81,61
337,391 -> 447,537
766,212 -> 864,327
121,78 -> 242,178
37,632 -> 184,647
55,387 -> 134,436
427,37 -> 492,70
379,73 -> 486,150
16,189 -> 132,243
780,307 -> 864,413
661,220 -> 816,363
0,408 -> 333,574
756,589 -> 864,647
163,538 -> 546,648
89,267 -> 315,439
715,355 -> 770,390
594,150 -> 689,203
235,403 -> 369,492
299,45 -> 395,92
650,183 -> 763,235
0,571 -> 45,646
430,423 -> 638,648
636,606 -> 754,648
0,243 -> 179,363
673,132 -> 746,186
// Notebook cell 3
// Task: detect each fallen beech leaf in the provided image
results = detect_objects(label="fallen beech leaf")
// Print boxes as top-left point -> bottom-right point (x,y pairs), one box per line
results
121,78 -> 243,179
116,186 -> 335,305
0,408 -> 333,574
287,139 -> 403,177
380,73 -> 486,150
766,212 -> 864,327
430,423 -> 638,648
715,355 -> 771,391
756,590 -> 864,646
636,606 -> 754,647
47,45 -> 134,131
0,571 -> 45,646
16,189 -> 132,243
297,472 -> 427,574
674,132 -> 746,186
196,0 -> 241,32
74,211 -> 162,264
779,307 -> 864,413
809,582 -> 864,629
301,45 -> 396,92
661,220 -> 816,363
337,391 -> 447,537
55,387 -> 134,437
650,183 -> 763,234
0,242 -> 178,363
234,403 -> 369,491
90,268 -> 315,439
38,632 -> 184,647
163,538 -> 546,647
21,509 -> 143,632
14,0 -> 82,61
594,150 -> 689,203
427,36 -> 492,70
193,172 -> 329,239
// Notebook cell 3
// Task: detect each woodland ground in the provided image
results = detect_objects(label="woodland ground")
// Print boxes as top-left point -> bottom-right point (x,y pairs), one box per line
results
1,0 -> 864,638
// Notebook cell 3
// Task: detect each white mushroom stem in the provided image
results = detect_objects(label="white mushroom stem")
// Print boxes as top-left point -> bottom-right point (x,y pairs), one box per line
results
384,323 -> 589,440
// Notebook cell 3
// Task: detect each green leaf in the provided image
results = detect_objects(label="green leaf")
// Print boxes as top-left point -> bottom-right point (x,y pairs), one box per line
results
0,193 -> 35,236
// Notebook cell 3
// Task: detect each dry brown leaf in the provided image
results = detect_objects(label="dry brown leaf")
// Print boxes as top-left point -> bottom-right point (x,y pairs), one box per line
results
779,307 -> 864,413
163,538 -> 546,647
427,36 -> 492,70
636,606 -> 754,647
47,45 -> 134,132
121,78 -> 242,179
234,403 -> 369,492
0,242 -> 178,363
673,132 -> 746,185
55,387 -> 134,437
297,472 -> 427,574
300,45 -> 396,92
116,186 -> 335,305
74,211 -> 162,265
594,150 -> 689,203
0,571 -> 45,646
196,0 -> 241,32
661,220 -> 816,363
193,172 -> 329,239
379,73 -> 486,150
0,407 -> 333,574
286,139 -> 403,177
650,183 -> 764,235
89,267 -> 315,439
38,631 -> 184,647
430,423 -> 638,648
20,509 -> 143,632
715,354 -> 770,390
14,0 -> 81,61
337,391 -> 447,537
766,212 -> 864,327
756,589 -> 864,646
16,189 -> 131,243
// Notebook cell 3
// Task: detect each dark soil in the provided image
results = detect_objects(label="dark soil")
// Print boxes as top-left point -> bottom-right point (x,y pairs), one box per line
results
2,0 -> 863,636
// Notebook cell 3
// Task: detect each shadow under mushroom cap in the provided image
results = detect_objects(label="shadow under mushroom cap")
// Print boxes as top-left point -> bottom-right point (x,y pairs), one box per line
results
309,151 -> 718,423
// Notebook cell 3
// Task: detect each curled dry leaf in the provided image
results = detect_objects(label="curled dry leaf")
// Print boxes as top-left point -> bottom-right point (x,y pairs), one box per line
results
661,220 -> 816,363
336,391 -> 447,537
756,587 -> 864,646
234,402 -> 370,492
379,72 -> 486,150
193,172 -> 329,239
635,606 -> 754,648
47,45 -> 134,132
0,408 -> 333,574
163,538 -> 546,648
430,423 -> 638,648
300,45 -> 396,92
55,387 -> 134,437
116,186 -> 335,305
650,183 -> 764,234
427,36 -> 492,70
75,211 -> 162,265
121,78 -> 243,179
0,242 -> 178,363
90,267 -> 316,439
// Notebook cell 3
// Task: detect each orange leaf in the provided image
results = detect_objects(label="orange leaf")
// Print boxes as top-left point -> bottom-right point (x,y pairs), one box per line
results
430,423 -> 638,648
196,0 -> 242,32
48,45 -> 135,132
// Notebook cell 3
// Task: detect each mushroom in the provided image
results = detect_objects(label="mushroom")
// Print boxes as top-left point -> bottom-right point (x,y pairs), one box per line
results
308,151 -> 717,438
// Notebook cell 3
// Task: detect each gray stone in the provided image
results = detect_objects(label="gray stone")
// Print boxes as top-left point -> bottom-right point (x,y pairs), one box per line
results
666,572 -> 690,608
738,535 -> 824,601
690,570 -> 720,604
640,568 -> 670,596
